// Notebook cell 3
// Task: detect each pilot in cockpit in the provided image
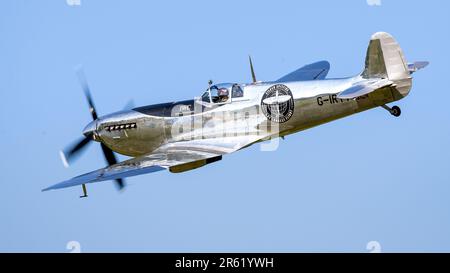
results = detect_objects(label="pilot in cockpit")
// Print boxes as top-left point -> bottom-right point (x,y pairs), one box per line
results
218,88 -> 229,103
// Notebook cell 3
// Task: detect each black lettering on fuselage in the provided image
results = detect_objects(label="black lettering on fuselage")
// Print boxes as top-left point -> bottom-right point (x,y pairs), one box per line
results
317,94 -> 367,106
332,94 -> 338,104
317,97 -> 323,106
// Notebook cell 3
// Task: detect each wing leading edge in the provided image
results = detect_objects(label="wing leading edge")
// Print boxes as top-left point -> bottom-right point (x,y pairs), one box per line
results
276,60 -> 330,82
43,135 -> 264,192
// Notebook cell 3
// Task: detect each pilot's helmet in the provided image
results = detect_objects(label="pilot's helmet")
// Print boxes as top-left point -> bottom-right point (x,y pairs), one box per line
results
218,88 -> 229,96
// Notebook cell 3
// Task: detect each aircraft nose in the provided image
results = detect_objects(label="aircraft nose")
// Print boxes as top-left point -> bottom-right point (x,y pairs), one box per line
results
82,120 -> 97,139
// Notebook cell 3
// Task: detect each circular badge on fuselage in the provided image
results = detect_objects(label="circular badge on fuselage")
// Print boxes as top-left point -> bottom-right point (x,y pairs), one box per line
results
261,84 -> 294,123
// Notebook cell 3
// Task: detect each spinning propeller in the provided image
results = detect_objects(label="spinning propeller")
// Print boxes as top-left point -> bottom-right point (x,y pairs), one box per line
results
60,66 -> 125,193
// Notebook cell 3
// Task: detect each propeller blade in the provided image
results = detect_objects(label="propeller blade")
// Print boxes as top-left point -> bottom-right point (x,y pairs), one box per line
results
115,178 -> 125,190
100,143 -> 125,190
123,99 -> 135,111
60,136 -> 92,167
69,66 -> 125,191
75,66 -> 98,120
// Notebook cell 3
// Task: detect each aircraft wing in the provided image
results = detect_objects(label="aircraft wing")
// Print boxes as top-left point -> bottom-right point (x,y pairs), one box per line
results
337,78 -> 393,99
275,60 -> 330,82
43,135 -> 262,191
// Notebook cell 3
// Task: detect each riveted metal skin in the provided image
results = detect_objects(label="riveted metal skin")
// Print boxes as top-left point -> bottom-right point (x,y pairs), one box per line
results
43,32 -> 427,193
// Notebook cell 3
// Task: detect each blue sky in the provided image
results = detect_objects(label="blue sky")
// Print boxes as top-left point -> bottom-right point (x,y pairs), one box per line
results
1,0 -> 449,252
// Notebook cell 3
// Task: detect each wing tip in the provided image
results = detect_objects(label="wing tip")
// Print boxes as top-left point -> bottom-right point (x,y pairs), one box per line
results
41,186 -> 52,192
59,150 -> 70,168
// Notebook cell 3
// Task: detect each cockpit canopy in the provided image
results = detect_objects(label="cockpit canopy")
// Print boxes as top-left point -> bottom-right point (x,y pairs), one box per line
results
201,83 -> 244,104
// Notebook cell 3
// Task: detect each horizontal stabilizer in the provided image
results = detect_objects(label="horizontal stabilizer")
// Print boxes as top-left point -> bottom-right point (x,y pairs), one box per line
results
408,61 -> 429,74
337,79 -> 393,99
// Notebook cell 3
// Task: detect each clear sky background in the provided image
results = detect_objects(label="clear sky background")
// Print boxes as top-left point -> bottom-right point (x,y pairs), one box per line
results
1,0 -> 449,252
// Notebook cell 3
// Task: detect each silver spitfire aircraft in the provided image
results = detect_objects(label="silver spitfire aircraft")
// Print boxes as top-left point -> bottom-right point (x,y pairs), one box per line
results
43,32 -> 428,197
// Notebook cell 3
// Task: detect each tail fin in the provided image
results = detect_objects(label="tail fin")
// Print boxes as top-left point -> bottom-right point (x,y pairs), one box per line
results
362,32 -> 412,97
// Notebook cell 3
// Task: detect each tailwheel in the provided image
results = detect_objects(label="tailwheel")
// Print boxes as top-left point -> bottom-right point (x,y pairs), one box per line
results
381,105 -> 401,117
390,106 -> 401,117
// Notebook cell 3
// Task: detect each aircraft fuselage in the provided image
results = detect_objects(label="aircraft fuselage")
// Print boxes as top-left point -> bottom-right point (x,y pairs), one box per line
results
85,75 -> 411,157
